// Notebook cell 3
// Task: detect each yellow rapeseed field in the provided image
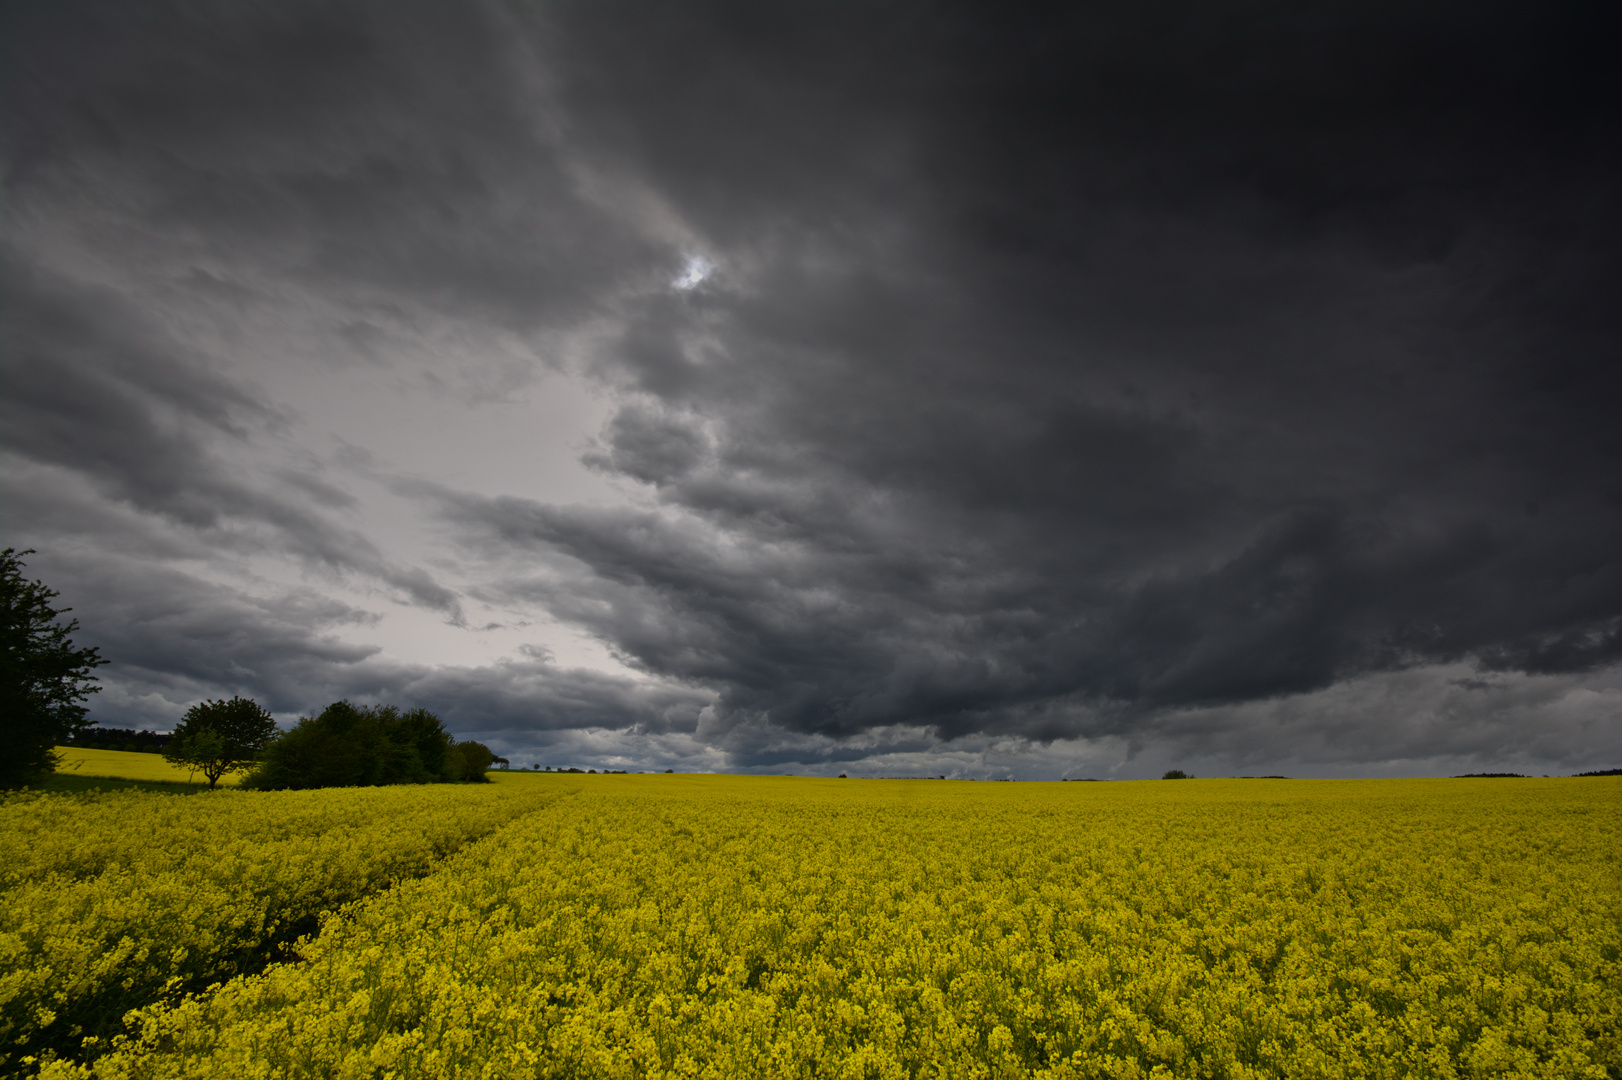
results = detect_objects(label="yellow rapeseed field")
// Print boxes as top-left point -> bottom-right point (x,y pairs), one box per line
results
1,780 -> 566,1075
28,774 -> 1618,1080
49,747 -> 245,788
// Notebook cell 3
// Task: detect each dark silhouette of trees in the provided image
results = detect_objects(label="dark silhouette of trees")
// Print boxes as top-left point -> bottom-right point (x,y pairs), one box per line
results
1,549 -> 106,788
245,700 -> 492,789
445,739 -> 495,782
66,727 -> 170,753
163,696 -> 279,788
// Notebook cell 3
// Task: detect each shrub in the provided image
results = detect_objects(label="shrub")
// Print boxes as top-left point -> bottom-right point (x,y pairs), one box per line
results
245,702 -> 457,790
443,740 -> 494,783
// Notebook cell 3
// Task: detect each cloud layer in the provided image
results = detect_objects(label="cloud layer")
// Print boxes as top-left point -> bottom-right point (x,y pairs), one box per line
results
3,0 -> 1618,775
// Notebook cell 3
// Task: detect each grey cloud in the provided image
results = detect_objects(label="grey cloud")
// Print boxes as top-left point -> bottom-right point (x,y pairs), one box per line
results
0,253 -> 465,618
19,549 -> 382,727
582,404 -> 712,487
0,251 -> 278,527
495,0 -> 1618,766
1143,663 -> 1622,776
385,658 -> 710,740
5,0 -> 1618,773
3,0 -> 663,342
435,400 -> 1620,752
24,541 -> 710,741
275,468 -> 360,511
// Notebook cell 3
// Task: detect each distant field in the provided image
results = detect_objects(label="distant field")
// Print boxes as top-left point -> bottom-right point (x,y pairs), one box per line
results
49,745 -> 245,788
12,775 -> 1618,1079
47,748 -> 549,790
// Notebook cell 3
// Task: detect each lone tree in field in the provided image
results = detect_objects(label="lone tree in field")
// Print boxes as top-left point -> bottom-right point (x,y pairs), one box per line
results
164,696 -> 279,788
1,548 -> 106,788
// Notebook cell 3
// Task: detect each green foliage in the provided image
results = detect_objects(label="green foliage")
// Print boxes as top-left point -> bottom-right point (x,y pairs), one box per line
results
397,707 -> 455,779
163,696 -> 278,789
244,701 -> 483,790
0,549 -> 107,788
1162,769 -> 1191,779
444,740 -> 494,784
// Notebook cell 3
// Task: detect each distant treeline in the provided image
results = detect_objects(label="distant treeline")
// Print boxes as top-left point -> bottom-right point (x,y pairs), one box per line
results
1454,770 -> 1622,777
70,701 -> 506,790
68,728 -> 170,753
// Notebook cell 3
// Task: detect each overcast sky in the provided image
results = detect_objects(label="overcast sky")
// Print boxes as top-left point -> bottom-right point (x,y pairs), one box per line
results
3,0 -> 1618,778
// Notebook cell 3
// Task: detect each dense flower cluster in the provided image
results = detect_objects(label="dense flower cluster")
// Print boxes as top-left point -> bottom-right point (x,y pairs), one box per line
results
1,783 -> 561,1073
35,775 -> 1618,1079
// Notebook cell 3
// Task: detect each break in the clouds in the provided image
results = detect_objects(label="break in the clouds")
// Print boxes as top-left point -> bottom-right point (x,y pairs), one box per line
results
3,0 -> 1618,777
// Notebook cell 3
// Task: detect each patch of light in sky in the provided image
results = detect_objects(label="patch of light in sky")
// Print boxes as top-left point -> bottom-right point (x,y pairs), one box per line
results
673,254 -> 713,290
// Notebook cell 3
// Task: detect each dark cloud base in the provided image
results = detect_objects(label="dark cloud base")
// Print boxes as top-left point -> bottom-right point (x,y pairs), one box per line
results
3,0 -> 1618,776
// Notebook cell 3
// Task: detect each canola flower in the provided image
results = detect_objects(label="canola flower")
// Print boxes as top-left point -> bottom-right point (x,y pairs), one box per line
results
47,774 -> 1620,1080
1,782 -> 568,1075
48,747 -> 246,789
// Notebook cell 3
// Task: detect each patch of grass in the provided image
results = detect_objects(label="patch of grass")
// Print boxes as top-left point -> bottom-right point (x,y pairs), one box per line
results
33,773 -> 214,796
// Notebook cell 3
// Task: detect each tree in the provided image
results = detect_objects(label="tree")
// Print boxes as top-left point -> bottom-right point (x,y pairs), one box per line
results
444,739 -> 495,783
163,696 -> 279,789
244,700 -> 456,789
1,548 -> 107,788
394,706 -> 454,779
1162,769 -> 1191,780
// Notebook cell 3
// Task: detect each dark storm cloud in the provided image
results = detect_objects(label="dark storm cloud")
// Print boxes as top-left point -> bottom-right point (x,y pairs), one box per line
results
0,252 -> 465,614
5,0 -> 1618,771
439,0 -> 1621,762
46,550 -> 705,741
12,547 -> 382,725
0,251 -> 280,524
2,0 -> 664,338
